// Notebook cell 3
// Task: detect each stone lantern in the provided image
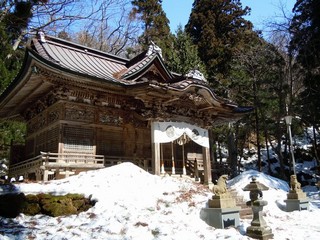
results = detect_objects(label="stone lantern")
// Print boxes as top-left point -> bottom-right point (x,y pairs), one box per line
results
243,176 -> 273,240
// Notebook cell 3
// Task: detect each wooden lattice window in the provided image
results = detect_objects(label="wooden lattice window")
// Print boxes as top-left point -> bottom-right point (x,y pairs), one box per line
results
47,126 -> 59,152
96,129 -> 123,156
64,138 -> 93,151
25,138 -> 35,158
63,126 -> 94,153
35,131 -> 46,154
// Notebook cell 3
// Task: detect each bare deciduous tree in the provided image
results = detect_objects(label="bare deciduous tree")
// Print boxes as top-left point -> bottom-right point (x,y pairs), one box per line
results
1,0 -> 140,56
73,0 -> 140,56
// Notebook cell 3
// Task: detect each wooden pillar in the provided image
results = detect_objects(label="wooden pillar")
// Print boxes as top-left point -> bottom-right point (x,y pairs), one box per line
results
182,143 -> 186,175
59,123 -> 64,154
35,169 -> 42,181
160,143 -> 165,174
43,169 -> 49,181
202,146 -> 212,185
171,141 -> 175,174
151,122 -> 161,175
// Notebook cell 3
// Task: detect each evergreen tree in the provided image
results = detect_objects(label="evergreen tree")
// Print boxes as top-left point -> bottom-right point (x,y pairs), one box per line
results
131,0 -> 173,59
289,0 -> 320,130
0,22 -> 24,93
185,0 -> 253,88
230,35 -> 289,177
166,25 -> 206,76
0,1 -> 40,163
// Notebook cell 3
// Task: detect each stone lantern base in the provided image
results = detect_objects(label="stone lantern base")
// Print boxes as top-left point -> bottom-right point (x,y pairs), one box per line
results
246,225 -> 274,240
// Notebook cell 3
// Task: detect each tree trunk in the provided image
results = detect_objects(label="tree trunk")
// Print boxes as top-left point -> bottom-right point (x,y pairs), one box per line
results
263,121 -> 271,175
218,141 -> 223,164
253,79 -> 261,171
312,124 -> 319,168
227,130 -> 237,177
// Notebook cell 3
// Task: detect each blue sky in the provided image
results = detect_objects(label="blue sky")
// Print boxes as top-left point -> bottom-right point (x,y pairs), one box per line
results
162,0 -> 296,34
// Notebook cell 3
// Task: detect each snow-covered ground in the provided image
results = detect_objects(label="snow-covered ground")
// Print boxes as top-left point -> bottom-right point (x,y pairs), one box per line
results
1,162 -> 319,240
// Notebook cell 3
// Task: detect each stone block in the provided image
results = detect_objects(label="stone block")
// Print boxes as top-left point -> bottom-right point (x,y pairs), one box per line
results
287,191 -> 307,199
284,198 -> 309,212
200,207 -> 241,229
208,197 -> 236,208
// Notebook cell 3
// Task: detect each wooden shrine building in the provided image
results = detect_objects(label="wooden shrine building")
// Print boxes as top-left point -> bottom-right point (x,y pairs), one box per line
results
0,33 -> 252,184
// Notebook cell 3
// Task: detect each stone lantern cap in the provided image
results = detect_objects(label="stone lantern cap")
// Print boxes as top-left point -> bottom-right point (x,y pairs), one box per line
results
243,176 -> 269,192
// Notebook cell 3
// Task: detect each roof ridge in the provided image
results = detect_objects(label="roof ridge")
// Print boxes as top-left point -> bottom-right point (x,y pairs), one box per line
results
39,34 -> 129,64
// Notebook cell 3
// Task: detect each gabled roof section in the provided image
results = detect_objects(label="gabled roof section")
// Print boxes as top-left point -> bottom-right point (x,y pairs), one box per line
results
120,43 -> 173,82
28,33 -> 174,84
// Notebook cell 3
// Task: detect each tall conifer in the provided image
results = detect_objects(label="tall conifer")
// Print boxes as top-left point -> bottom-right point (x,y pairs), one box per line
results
290,0 -> 320,164
131,0 -> 173,59
185,0 -> 252,86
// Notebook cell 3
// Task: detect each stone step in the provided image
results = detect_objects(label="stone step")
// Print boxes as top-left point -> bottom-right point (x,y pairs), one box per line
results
239,208 -> 253,219
229,188 -> 253,219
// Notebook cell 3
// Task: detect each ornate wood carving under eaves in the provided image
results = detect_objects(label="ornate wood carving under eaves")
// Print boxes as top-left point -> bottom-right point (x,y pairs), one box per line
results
136,97 -> 235,127
27,113 -> 47,134
27,104 -> 62,135
138,100 -> 208,125
98,109 -> 147,128
98,110 -> 123,126
186,93 -> 206,106
23,93 -> 58,121
65,104 -> 95,123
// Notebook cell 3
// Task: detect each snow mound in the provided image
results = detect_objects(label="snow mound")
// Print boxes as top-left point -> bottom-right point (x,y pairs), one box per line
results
1,165 -> 319,239
17,162 -> 204,211
228,170 -> 290,192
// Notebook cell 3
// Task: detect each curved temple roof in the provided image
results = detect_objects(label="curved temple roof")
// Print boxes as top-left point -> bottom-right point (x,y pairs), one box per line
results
0,33 -> 253,125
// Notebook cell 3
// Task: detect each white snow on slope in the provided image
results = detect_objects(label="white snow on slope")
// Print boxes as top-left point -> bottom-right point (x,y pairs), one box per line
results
0,163 -> 319,240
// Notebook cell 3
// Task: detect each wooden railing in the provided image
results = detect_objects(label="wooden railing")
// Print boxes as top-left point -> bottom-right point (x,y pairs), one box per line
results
40,152 -> 105,168
9,155 -> 43,177
9,152 -> 152,178
186,159 -> 232,182
186,159 -> 204,181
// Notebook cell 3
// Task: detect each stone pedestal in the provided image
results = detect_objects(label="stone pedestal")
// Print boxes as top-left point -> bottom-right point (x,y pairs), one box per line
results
208,194 -> 236,208
201,194 -> 240,229
287,190 -> 307,199
247,224 -> 273,240
285,198 -> 309,211
200,207 -> 241,229
246,200 -> 273,240
285,190 -> 309,212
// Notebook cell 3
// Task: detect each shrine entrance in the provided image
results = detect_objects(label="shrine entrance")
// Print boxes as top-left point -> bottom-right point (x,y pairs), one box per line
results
151,122 -> 212,185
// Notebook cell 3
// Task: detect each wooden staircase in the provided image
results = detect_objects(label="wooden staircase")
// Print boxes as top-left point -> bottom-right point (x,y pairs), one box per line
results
229,189 -> 253,219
